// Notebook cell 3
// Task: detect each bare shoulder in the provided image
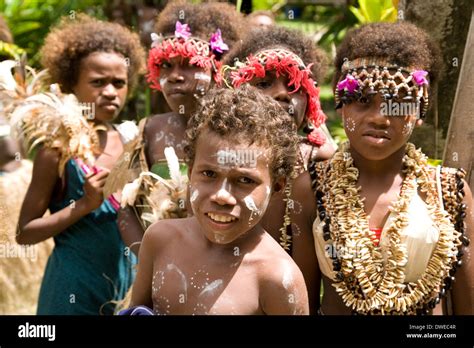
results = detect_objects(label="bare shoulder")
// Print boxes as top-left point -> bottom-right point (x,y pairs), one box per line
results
256,234 -> 309,314
144,112 -> 175,136
142,217 -> 193,252
291,170 -> 317,223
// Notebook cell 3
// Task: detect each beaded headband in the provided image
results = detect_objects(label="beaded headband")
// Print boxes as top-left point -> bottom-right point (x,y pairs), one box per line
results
147,21 -> 228,91
335,57 -> 430,118
228,48 -> 326,146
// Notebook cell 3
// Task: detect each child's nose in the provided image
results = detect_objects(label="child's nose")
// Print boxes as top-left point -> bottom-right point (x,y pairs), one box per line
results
102,83 -> 118,98
212,187 -> 237,206
168,65 -> 185,83
273,80 -> 291,104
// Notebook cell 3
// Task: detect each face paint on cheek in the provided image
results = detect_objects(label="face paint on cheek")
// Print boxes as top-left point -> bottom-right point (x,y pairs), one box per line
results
159,77 -> 168,89
189,186 -> 199,212
344,113 -> 356,132
244,195 -> 261,225
193,72 -> 211,98
402,121 -> 415,136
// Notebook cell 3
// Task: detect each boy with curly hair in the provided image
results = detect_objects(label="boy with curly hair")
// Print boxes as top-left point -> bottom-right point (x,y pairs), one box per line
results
16,14 -> 146,315
105,1 -> 245,256
128,85 -> 308,315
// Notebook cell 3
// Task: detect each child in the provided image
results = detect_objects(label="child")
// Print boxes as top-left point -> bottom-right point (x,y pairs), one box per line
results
129,85 -> 308,315
105,1 -> 244,256
310,22 -> 473,315
16,14 -> 145,315
223,26 -> 336,312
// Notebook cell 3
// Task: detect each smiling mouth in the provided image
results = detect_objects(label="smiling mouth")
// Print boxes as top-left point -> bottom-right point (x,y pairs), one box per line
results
206,212 -> 237,223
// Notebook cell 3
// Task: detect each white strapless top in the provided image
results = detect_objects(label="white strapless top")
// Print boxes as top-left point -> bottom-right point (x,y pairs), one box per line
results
313,170 -> 445,284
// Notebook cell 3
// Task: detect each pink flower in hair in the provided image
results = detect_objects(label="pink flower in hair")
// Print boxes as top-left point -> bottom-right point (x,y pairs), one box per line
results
175,21 -> 191,40
337,74 -> 359,94
209,29 -> 229,54
412,70 -> 428,86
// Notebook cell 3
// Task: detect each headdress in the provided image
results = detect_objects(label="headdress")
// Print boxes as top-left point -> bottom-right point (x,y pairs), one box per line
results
147,21 -> 228,91
227,48 -> 326,146
335,57 -> 430,118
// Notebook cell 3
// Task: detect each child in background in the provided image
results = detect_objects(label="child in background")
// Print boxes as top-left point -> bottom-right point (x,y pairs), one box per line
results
105,1 -> 245,256
129,86 -> 308,315
311,22 -> 473,315
16,14 -> 145,315
223,26 -> 336,312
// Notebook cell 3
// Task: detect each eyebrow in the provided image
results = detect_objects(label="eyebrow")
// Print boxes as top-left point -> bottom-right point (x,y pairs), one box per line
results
194,162 -> 264,178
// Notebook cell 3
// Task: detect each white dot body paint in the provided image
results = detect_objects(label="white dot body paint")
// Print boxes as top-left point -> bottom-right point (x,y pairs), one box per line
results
198,279 -> 223,298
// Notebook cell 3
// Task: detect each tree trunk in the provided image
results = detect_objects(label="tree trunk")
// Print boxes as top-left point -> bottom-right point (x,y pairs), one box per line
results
398,0 -> 474,159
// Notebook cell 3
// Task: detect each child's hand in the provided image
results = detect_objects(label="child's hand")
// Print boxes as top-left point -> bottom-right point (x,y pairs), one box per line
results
82,167 -> 110,211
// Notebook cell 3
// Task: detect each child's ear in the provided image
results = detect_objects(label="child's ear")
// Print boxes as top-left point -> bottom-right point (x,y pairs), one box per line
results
272,176 -> 286,194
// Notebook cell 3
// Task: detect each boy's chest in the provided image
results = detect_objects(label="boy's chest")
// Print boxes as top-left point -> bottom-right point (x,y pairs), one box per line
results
150,261 -> 262,315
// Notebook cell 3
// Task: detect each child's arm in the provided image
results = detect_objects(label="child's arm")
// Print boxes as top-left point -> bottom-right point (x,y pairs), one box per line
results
117,206 -> 146,256
451,179 -> 474,314
291,171 -> 320,314
314,141 -> 336,161
17,147 -> 109,245
130,224 -> 156,308
260,258 -> 309,315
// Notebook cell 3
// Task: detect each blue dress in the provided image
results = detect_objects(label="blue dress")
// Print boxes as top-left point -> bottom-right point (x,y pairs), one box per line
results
37,159 -> 136,315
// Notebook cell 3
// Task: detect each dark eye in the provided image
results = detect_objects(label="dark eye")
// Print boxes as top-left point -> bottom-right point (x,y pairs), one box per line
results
238,177 -> 255,184
161,61 -> 171,69
358,96 -> 370,104
113,79 -> 127,88
202,170 -> 216,178
91,79 -> 104,87
255,80 -> 272,89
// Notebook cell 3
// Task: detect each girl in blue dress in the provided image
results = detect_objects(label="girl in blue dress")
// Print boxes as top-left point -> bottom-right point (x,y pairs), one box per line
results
16,14 -> 145,315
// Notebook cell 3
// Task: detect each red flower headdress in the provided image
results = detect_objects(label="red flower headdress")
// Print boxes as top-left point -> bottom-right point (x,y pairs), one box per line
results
147,21 -> 227,91
229,48 -> 326,146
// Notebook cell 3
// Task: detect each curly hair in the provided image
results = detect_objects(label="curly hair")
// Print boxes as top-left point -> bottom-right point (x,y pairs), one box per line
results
185,85 -> 299,180
224,25 -> 327,83
155,0 -> 244,50
333,22 -> 441,88
40,14 -> 145,93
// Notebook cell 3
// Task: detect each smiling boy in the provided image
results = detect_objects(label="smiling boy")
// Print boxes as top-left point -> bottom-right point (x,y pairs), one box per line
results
129,86 -> 309,315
